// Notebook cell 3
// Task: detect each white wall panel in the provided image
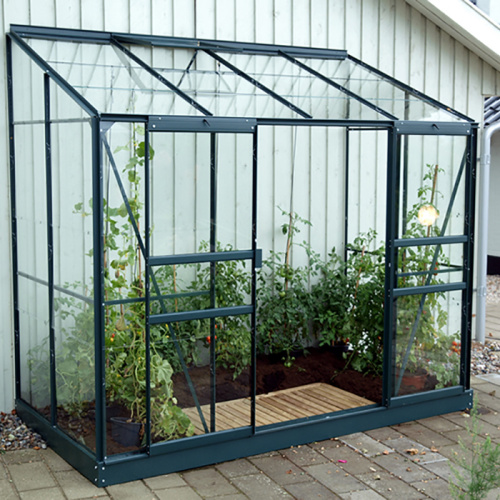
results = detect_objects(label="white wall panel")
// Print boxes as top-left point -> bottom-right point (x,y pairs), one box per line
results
2,0 -> 500,411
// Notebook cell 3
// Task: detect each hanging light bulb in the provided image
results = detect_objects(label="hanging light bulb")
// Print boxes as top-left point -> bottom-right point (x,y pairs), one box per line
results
418,204 -> 439,226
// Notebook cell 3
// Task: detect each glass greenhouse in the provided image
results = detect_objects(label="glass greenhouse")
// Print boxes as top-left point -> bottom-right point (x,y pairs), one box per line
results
7,25 -> 477,486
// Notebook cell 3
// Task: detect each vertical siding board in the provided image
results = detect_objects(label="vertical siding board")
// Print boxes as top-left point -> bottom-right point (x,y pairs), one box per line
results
393,0 -> 410,82
81,0 -> 104,31
468,53 -> 484,122
310,0 -> 327,48
129,0 -> 152,35
55,0 -> 81,28
151,0 -> 174,37
215,0 -> 235,41
292,0 -> 310,47
235,0 -> 255,43
103,0 -> 129,32
196,0 -> 215,39
453,42 -> 469,119
361,0 -> 379,67
30,0 -> 56,26
172,0 -> 195,38
482,60 -> 496,96
327,0 -> 345,49
344,0 -> 361,58
254,0 -> 274,44
274,0 -> 292,46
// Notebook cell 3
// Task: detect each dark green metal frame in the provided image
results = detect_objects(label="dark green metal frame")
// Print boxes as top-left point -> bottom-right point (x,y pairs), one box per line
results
7,25 -> 477,487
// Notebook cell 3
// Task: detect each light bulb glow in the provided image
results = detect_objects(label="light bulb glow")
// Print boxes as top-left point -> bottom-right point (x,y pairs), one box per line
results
418,204 -> 439,226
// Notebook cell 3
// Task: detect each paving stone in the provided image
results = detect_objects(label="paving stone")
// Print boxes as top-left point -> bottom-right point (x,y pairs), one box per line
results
475,392 -> 500,412
247,450 -> 280,459
486,487 -> 500,499
8,461 -> 55,491
143,472 -> 187,490
477,373 -> 500,386
396,421 -> 455,448
365,427 -> 402,442
356,471 -> 425,499
285,479 -> 342,499
340,490 -> 386,500
2,449 -> 44,465
309,438 -> 344,451
382,437 -> 445,465
182,468 -> 239,497
250,455 -> 310,485
475,409 -> 500,428
280,445 -> 329,467
230,473 -> 293,499
303,463 -> 368,494
0,479 -> 20,500
216,459 -> 259,478
155,486 -> 202,500
442,428 -> 486,447
373,452 -> 436,483
416,415 -> 462,433
20,487 -> 66,500
411,477 -> 452,499
0,460 -> 8,479
41,449 -> 73,472
434,444 -> 467,463
340,433 -> 392,458
422,459 -> 459,481
319,445 -> 382,475
55,470 -> 107,499
472,381 -> 500,395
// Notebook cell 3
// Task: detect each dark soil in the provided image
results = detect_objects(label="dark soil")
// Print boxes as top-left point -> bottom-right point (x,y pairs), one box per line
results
172,346 -> 383,408
45,347 -> 437,456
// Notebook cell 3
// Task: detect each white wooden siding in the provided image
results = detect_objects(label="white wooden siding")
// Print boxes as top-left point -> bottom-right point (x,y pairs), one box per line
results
1,0 -> 499,411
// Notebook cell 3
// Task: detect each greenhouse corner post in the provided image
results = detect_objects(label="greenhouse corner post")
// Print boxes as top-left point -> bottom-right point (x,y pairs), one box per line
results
145,128 -> 152,452
92,116 -> 106,462
6,34 -> 21,402
382,127 -> 399,406
44,72 -> 57,427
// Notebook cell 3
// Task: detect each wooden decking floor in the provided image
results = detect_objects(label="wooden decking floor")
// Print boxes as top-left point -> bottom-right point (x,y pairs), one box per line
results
183,382 -> 373,434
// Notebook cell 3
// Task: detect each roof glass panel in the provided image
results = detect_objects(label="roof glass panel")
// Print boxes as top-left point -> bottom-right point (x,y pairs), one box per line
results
297,57 -> 465,122
25,38 -> 203,115
125,45 -> 301,119
220,52 -> 387,120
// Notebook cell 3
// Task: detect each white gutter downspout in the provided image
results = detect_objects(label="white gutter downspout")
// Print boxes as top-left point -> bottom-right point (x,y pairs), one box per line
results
477,122 -> 500,342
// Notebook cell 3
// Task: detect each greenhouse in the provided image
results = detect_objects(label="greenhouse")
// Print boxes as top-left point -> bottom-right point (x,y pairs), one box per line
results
7,25 -> 477,486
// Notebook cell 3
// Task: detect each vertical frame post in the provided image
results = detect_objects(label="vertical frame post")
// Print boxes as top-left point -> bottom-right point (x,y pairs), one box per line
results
7,35 -> 21,402
344,128 -> 350,261
93,117 -> 106,461
251,128 -> 258,432
44,73 -> 57,426
144,127 -> 152,450
461,130 -> 477,389
210,132 -> 217,433
382,127 -> 399,406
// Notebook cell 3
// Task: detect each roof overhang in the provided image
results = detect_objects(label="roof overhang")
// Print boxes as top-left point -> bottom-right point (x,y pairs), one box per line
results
406,0 -> 500,76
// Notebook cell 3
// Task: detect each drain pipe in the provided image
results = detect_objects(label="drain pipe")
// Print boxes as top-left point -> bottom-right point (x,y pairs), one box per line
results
477,122 -> 500,343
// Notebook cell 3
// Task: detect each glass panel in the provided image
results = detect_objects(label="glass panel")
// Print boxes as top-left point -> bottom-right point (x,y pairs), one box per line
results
50,91 -> 95,449
19,278 -> 50,413
126,45 -> 298,118
54,293 -> 95,449
105,302 -> 146,454
149,132 -> 253,256
399,136 -> 467,240
14,121 -> 49,413
11,41 -> 45,122
299,57 -> 465,122
151,260 -> 251,314
393,290 -> 462,397
171,315 -> 251,437
26,38 -> 202,115
222,53 -> 384,120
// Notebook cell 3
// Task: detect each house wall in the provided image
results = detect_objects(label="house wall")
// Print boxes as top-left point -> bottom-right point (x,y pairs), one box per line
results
489,134 -> 500,259
1,0 -> 499,412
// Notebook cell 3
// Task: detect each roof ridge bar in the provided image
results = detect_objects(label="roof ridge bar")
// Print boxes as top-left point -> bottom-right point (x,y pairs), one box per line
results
110,38 -> 213,116
279,51 -> 398,121
204,49 -> 313,119
8,32 -> 99,117
348,54 -> 473,123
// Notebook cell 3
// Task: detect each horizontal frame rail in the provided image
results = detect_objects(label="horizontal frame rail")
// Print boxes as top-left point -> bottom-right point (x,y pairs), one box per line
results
393,281 -> 466,297
150,305 -> 253,324
149,249 -> 262,267
395,235 -> 468,247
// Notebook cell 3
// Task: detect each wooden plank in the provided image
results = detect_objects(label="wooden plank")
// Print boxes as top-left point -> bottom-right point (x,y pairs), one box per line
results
183,383 -> 373,435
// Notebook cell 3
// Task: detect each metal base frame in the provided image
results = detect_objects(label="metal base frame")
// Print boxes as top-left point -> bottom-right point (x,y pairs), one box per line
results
17,388 -> 473,487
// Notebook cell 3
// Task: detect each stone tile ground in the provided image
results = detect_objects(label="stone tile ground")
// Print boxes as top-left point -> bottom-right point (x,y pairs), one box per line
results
1,374 -> 499,499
